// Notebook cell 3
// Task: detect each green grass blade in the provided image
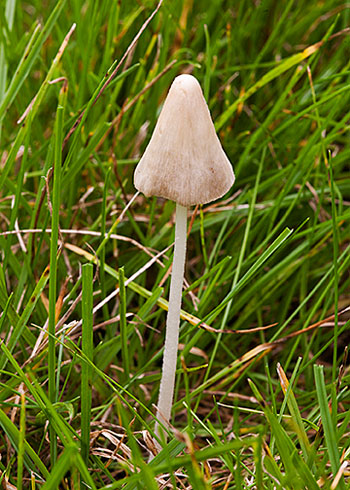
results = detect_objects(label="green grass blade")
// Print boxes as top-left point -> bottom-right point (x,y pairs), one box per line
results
0,341 -> 77,448
0,0 -> 67,121
16,390 -> 25,490
119,266 -> 129,382
48,97 -> 65,464
99,167 -> 111,325
205,226 -> 293,324
314,365 -> 345,489
40,445 -> 77,490
277,362 -> 311,461
81,263 -> 93,465
216,40 -> 323,131
248,379 -> 320,490
0,408 -> 49,479
0,22 -> 75,194
329,157 -> 339,383
2,1 -> 350,486
0,265 -> 50,371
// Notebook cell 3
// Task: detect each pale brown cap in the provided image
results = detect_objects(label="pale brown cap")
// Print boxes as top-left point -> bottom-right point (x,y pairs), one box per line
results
134,74 -> 234,207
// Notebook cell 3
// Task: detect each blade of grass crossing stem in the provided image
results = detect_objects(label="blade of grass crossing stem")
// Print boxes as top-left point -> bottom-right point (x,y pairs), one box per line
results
81,263 -> 93,465
66,225 -> 292,357
314,365 -> 345,489
48,99 -> 64,465
64,243 -> 205,330
119,267 -> 129,382
17,390 -> 26,490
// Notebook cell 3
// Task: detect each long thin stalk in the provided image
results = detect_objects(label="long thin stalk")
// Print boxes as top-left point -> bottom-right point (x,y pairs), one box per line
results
81,263 -> 93,465
155,203 -> 187,441
48,103 -> 63,465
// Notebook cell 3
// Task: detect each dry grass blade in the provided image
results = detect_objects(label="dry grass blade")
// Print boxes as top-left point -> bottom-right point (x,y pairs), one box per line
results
276,306 -> 350,343
0,228 -> 167,266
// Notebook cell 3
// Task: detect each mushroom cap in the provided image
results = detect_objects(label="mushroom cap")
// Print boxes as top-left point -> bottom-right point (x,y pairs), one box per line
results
134,74 -> 234,207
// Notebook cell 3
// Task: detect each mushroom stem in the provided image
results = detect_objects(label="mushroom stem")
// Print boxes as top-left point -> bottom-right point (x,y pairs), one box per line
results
155,203 -> 187,441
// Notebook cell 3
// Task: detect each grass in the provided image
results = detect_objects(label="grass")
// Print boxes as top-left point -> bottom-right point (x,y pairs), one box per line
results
0,0 -> 350,488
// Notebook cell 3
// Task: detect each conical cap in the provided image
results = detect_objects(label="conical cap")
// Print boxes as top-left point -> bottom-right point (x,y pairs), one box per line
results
134,74 -> 234,207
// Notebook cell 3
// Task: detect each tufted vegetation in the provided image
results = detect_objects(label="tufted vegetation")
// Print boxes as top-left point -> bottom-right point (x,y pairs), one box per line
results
0,0 -> 350,487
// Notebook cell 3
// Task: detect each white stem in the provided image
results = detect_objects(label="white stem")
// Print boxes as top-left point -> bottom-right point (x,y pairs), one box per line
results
155,203 -> 187,442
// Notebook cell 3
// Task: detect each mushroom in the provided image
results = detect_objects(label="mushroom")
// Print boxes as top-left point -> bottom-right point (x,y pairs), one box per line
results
134,74 -> 234,443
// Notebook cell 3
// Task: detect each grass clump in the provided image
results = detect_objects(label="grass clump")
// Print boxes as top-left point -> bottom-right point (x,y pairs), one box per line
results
0,0 -> 350,488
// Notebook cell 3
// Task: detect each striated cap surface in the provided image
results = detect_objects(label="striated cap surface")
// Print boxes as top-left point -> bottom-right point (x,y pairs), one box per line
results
134,74 -> 234,207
